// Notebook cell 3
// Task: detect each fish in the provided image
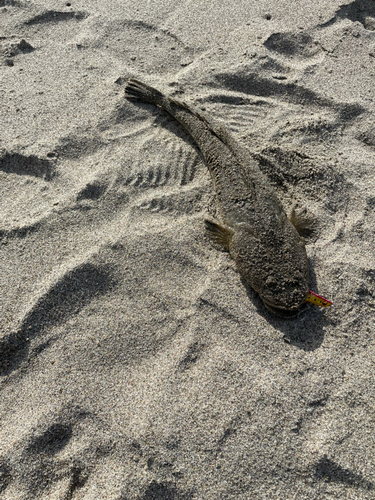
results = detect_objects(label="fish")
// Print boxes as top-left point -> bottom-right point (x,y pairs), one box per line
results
125,79 -> 314,315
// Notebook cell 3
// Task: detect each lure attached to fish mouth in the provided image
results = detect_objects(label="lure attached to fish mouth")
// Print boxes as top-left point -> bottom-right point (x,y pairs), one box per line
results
306,290 -> 332,308
260,292 -> 332,316
125,79 -> 332,314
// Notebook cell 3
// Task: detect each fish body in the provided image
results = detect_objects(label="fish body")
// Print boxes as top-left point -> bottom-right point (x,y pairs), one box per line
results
125,79 -> 309,314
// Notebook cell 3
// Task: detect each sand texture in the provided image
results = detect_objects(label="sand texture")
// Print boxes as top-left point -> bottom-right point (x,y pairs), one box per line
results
1,0 -> 375,498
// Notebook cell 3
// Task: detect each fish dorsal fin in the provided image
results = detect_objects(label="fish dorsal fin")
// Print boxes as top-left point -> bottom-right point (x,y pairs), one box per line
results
204,220 -> 234,251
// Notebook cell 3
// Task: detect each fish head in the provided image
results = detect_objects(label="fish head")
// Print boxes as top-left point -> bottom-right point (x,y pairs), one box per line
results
230,222 -> 309,315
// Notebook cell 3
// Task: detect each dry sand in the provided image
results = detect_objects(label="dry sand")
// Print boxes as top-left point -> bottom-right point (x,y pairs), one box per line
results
1,0 -> 375,498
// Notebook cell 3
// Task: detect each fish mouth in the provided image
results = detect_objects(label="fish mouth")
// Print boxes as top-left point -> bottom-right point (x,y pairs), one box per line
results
262,296 -> 307,317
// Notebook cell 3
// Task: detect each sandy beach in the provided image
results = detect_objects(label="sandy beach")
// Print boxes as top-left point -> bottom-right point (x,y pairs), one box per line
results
1,0 -> 375,498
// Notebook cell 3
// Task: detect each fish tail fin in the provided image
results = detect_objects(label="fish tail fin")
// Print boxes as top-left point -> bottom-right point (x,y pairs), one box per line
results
125,79 -> 165,106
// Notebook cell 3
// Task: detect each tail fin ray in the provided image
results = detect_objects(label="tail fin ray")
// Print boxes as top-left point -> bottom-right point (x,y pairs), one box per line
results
125,79 -> 165,106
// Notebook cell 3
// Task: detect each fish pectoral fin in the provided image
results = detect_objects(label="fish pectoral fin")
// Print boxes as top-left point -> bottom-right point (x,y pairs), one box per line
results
289,205 -> 315,236
204,219 -> 234,251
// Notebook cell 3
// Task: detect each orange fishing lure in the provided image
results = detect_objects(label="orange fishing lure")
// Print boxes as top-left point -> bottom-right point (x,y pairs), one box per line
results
306,290 -> 332,307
